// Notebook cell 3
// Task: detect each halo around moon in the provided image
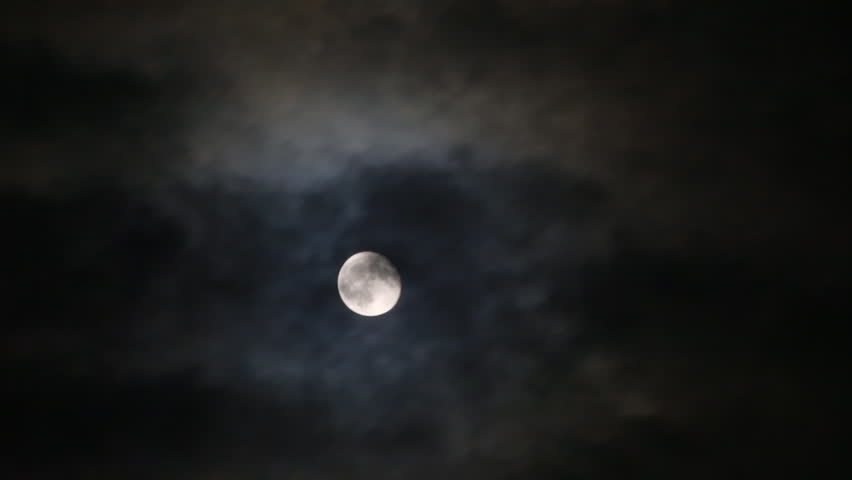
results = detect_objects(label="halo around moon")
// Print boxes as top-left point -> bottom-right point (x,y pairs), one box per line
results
337,251 -> 401,316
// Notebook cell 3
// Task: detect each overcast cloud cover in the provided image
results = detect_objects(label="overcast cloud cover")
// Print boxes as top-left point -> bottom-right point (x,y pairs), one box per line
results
2,1 -> 848,478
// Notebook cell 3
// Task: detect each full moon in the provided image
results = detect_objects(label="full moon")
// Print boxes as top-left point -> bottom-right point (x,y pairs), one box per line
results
337,251 -> 401,316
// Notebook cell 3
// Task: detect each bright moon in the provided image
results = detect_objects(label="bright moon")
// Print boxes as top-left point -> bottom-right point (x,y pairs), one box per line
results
337,251 -> 401,316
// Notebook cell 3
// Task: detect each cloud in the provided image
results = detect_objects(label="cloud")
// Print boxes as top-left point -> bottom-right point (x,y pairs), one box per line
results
2,1 -> 845,478
0,42 -> 198,190
2,152 -> 620,474
4,147 -> 832,477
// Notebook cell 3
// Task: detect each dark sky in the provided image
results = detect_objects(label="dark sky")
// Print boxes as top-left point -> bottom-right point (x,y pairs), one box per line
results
2,1 -> 848,478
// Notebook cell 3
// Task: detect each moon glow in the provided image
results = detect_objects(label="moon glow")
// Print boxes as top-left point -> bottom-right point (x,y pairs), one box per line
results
337,251 -> 401,316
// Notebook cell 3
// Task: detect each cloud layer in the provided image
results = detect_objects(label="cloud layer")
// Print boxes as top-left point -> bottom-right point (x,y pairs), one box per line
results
2,1 -> 846,478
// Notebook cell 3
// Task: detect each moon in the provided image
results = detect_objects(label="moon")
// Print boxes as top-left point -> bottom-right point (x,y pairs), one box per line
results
337,251 -> 401,316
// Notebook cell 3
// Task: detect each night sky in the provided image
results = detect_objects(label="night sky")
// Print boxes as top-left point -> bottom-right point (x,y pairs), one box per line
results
2,1 -> 848,478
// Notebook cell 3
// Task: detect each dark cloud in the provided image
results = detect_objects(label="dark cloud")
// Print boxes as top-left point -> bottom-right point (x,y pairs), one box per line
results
3,162 -> 606,475
2,1 -> 846,478
1,44 -> 155,134
4,156 -> 838,477
0,41 -> 204,189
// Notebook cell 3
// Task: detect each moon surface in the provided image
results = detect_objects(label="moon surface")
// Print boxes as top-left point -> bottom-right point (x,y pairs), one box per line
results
337,251 -> 401,316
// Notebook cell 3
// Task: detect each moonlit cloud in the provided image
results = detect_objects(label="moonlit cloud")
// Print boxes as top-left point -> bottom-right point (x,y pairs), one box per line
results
2,1 -> 844,478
